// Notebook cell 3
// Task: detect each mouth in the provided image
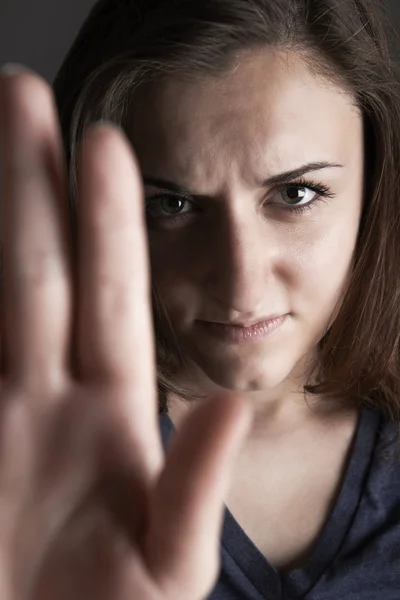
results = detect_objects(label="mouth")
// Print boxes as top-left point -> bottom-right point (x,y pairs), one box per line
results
196,314 -> 288,344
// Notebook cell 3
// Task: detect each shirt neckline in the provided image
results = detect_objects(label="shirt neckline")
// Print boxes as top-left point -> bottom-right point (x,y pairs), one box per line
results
159,404 -> 382,598
221,405 -> 382,597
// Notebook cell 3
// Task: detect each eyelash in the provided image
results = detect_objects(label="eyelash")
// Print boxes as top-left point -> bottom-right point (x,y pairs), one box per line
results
144,176 -> 336,225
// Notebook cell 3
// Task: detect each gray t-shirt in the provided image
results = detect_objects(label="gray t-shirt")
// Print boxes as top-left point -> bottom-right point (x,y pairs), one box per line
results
159,405 -> 400,599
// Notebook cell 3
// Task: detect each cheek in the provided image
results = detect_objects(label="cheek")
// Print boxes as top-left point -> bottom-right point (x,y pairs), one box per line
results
291,220 -> 358,326
148,232 -> 204,324
148,228 -> 208,284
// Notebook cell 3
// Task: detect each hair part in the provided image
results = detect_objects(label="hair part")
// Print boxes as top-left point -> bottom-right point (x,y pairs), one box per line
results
53,0 -> 400,462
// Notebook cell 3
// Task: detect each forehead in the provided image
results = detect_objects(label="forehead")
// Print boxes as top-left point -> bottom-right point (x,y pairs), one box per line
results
129,49 -> 362,188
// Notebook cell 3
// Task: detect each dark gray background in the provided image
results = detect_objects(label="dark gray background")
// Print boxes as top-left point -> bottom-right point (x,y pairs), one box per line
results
0,0 -> 400,84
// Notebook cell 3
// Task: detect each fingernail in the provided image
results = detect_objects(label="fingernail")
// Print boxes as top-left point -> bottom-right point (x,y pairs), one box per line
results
0,63 -> 28,77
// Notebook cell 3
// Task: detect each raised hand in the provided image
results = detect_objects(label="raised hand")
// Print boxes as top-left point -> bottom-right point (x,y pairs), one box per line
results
0,66 -> 252,600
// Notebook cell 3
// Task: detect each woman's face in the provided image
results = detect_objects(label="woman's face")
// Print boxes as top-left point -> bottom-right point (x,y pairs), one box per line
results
129,49 -> 365,400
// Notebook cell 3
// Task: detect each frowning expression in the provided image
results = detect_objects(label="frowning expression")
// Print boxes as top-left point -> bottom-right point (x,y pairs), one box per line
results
129,49 -> 365,396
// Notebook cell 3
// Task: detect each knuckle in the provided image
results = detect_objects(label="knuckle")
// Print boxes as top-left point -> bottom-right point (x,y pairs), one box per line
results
4,372 -> 68,403
0,352 -> 72,396
96,276 -> 133,314
15,247 -> 66,285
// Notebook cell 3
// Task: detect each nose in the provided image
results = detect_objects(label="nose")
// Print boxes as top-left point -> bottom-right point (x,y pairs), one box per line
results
204,212 -> 275,316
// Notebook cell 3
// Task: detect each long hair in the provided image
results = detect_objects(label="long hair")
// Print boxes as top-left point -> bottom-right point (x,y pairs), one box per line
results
52,0 -> 400,460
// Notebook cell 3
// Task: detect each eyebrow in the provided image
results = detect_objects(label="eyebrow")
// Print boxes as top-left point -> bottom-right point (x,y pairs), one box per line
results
142,161 -> 344,197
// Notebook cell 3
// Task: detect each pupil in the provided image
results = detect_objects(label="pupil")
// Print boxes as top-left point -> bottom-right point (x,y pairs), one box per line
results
286,186 -> 305,203
162,197 -> 183,214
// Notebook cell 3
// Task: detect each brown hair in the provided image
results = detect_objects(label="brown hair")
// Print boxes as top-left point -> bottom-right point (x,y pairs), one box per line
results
52,0 -> 400,460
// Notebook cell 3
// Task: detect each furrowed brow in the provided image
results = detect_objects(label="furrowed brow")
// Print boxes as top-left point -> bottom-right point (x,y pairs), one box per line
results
142,161 -> 344,196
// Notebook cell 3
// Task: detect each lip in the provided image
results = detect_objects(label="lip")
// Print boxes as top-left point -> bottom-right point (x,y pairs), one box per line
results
196,314 -> 288,344
216,314 -> 284,327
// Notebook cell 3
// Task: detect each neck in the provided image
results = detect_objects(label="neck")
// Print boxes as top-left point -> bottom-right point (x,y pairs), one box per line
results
166,389 -> 354,443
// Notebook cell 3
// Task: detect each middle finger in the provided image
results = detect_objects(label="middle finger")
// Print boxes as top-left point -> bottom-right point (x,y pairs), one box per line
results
75,124 -> 163,480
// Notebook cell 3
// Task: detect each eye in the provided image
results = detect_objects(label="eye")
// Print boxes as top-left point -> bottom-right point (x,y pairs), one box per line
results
146,194 -> 195,218
145,194 -> 196,222
273,183 -> 320,213
271,178 -> 336,216
280,184 -> 316,205
144,177 -> 336,226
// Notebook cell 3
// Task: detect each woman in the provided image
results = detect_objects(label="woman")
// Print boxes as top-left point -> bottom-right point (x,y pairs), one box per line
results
0,0 -> 399,598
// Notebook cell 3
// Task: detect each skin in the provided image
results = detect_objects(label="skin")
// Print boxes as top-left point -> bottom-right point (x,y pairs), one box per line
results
129,48 -> 365,436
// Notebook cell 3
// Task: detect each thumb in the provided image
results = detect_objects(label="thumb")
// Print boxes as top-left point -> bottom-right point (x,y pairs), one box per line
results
144,394 -> 253,598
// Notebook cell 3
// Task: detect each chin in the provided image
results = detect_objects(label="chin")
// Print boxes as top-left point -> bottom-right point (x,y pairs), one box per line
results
189,347 -> 293,392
